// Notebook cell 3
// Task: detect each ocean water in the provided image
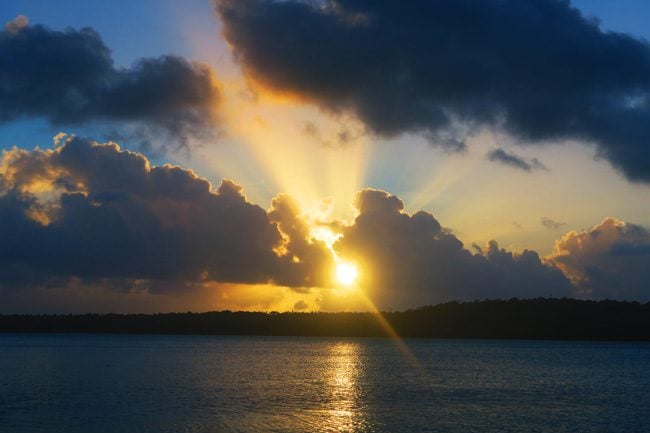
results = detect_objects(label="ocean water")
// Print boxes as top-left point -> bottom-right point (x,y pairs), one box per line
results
1,334 -> 649,433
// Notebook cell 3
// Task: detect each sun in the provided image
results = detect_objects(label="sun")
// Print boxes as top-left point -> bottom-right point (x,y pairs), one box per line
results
335,262 -> 358,286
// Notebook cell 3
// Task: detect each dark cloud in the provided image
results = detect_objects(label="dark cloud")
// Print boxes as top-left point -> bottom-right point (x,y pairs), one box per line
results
0,136 -> 317,290
216,0 -> 650,181
3,137 -> 649,311
549,218 -> 650,300
334,189 -> 573,310
541,217 -> 567,230
487,148 -> 547,172
0,16 -> 220,145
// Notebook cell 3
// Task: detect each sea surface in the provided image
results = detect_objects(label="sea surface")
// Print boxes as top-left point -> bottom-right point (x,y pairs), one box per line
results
1,334 -> 649,433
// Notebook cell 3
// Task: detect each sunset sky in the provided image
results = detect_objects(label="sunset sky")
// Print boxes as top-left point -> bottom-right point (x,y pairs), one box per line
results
1,0 -> 650,313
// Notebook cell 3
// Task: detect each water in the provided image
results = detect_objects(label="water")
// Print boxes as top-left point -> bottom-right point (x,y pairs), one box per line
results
1,334 -> 649,433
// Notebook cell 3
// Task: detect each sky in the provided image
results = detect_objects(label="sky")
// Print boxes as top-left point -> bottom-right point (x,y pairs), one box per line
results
1,0 -> 650,313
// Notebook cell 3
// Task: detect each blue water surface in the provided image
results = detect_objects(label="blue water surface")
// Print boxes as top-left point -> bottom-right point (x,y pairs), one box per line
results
1,334 -> 649,432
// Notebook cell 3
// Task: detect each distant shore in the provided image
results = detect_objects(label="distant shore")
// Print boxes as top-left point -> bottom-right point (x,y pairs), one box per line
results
2,298 -> 649,341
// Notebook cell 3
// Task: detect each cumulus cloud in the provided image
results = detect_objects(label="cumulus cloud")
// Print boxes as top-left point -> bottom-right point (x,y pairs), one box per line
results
487,148 -> 547,172
3,136 -> 649,311
0,136 -> 321,292
549,218 -> 650,300
268,193 -> 334,287
334,189 -> 573,310
0,138 -> 576,312
0,18 -> 220,146
216,0 -> 650,182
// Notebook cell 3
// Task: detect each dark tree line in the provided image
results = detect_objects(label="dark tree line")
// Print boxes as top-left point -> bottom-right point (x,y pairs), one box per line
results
1,298 -> 650,341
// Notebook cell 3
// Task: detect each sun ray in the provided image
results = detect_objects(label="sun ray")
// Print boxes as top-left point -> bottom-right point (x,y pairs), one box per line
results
205,78 -> 369,218
353,289 -> 429,376
405,139 -> 486,212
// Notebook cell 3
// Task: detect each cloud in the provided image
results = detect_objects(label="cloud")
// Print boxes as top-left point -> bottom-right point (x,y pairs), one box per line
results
487,148 -> 547,172
293,300 -> 309,311
0,135 -> 322,291
268,193 -> 334,287
216,0 -> 650,182
334,189 -> 574,310
549,218 -> 650,300
541,217 -> 566,230
0,17 -> 220,145
4,15 -> 28,33
302,121 -> 359,148
3,137 -> 649,311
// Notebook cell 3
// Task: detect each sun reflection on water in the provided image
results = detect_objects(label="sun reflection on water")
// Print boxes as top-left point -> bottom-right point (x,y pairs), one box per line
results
321,341 -> 365,432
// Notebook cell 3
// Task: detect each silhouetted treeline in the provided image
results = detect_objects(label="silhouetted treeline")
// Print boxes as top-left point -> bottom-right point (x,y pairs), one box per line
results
1,298 -> 650,341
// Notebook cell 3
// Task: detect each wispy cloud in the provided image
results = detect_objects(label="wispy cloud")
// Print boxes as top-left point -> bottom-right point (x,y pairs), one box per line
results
487,148 -> 548,172
541,217 -> 567,230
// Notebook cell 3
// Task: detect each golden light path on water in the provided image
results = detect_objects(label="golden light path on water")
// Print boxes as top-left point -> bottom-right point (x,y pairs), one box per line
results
322,342 -> 363,431
314,301 -> 430,432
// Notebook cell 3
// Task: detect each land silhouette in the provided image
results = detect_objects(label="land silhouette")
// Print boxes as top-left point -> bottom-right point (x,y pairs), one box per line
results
2,298 -> 649,341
